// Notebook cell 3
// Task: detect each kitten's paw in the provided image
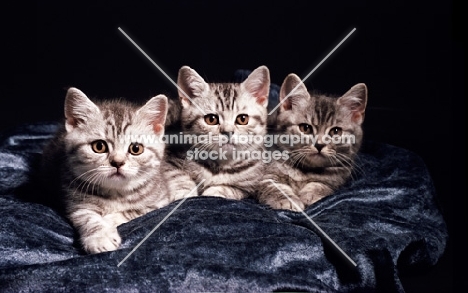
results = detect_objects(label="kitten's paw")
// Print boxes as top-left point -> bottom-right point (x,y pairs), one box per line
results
172,189 -> 198,201
267,196 -> 305,212
299,183 -> 333,205
202,186 -> 244,200
82,228 -> 122,254
202,186 -> 227,198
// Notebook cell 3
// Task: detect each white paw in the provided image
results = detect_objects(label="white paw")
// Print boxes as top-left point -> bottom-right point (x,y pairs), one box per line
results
299,182 -> 333,205
173,189 -> 199,201
202,186 -> 229,198
82,227 -> 122,254
274,197 -> 305,212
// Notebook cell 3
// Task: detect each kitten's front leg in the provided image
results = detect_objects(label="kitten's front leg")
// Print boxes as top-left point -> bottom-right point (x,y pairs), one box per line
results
257,179 -> 305,212
299,182 -> 334,206
69,209 -> 121,254
163,163 -> 199,201
202,185 -> 247,200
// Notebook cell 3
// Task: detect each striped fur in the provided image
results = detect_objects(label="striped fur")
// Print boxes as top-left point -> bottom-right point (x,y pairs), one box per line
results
42,88 -> 170,254
163,66 -> 270,201
258,74 -> 368,211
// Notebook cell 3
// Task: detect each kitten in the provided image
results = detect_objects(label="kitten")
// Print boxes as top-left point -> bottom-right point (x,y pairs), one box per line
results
41,88 -> 170,254
163,65 -> 270,201
258,73 -> 367,211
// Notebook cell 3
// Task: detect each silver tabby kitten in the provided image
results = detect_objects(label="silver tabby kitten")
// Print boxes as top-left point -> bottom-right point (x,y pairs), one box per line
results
42,88 -> 170,254
163,65 -> 270,201
258,73 -> 367,211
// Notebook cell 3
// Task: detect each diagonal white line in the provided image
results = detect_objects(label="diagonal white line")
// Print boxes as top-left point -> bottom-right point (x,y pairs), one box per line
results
118,27 -> 206,115
268,179 -> 357,267
268,28 -> 356,115
117,180 -> 205,267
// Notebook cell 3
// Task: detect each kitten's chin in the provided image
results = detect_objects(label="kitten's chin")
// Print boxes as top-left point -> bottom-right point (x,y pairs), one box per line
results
220,143 -> 235,152
99,169 -> 138,188
108,168 -> 129,178
101,175 -> 130,189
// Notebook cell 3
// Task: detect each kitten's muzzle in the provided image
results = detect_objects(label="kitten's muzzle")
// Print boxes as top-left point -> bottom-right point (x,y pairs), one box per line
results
220,131 -> 233,139
315,143 -> 325,152
216,131 -> 234,146
110,160 -> 125,168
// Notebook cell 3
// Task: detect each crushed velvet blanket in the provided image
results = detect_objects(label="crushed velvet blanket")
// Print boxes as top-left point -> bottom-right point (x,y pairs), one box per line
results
0,122 -> 447,292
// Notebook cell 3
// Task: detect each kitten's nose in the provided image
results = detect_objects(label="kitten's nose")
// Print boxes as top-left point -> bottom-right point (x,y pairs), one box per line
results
315,143 -> 325,152
111,160 -> 125,168
220,131 -> 233,139
110,153 -> 126,168
220,124 -> 235,136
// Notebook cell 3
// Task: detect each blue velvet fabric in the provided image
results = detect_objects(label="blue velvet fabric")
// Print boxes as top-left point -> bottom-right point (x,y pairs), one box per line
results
0,121 -> 447,292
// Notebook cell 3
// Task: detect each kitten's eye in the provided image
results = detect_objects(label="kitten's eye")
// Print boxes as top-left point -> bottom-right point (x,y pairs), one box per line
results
329,127 -> 342,136
128,143 -> 144,155
235,114 -> 249,125
204,114 -> 219,125
91,140 -> 108,153
298,123 -> 313,134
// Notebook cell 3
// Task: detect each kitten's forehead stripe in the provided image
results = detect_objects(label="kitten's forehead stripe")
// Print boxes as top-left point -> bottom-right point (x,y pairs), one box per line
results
108,124 -> 116,138
322,107 -> 335,126
210,83 -> 239,111
310,97 -> 336,127
215,88 -> 226,112
103,109 -> 111,120
101,103 -> 136,137
122,123 -> 131,135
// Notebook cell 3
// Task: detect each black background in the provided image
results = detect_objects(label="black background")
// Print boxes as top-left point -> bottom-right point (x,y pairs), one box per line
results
5,1 -> 464,291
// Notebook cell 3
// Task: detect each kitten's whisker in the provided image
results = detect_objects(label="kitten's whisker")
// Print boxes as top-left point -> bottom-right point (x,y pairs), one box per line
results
335,153 -> 355,170
288,152 -> 308,169
135,168 -> 156,177
339,155 -> 365,181
82,171 -> 103,197
286,152 -> 302,167
188,142 -> 211,153
298,153 -> 310,169
69,168 -> 101,188
82,166 -> 111,196
181,142 -> 212,169
69,166 -> 112,197
289,150 -> 315,165
97,172 -> 109,194
352,160 -> 366,178
331,154 -> 358,181
333,153 -> 350,166
70,170 -> 101,199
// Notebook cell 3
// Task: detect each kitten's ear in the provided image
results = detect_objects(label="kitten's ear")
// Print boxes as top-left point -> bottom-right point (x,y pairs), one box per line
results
177,66 -> 208,108
241,65 -> 270,107
338,83 -> 368,124
137,94 -> 168,134
279,74 -> 309,111
64,87 -> 100,132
